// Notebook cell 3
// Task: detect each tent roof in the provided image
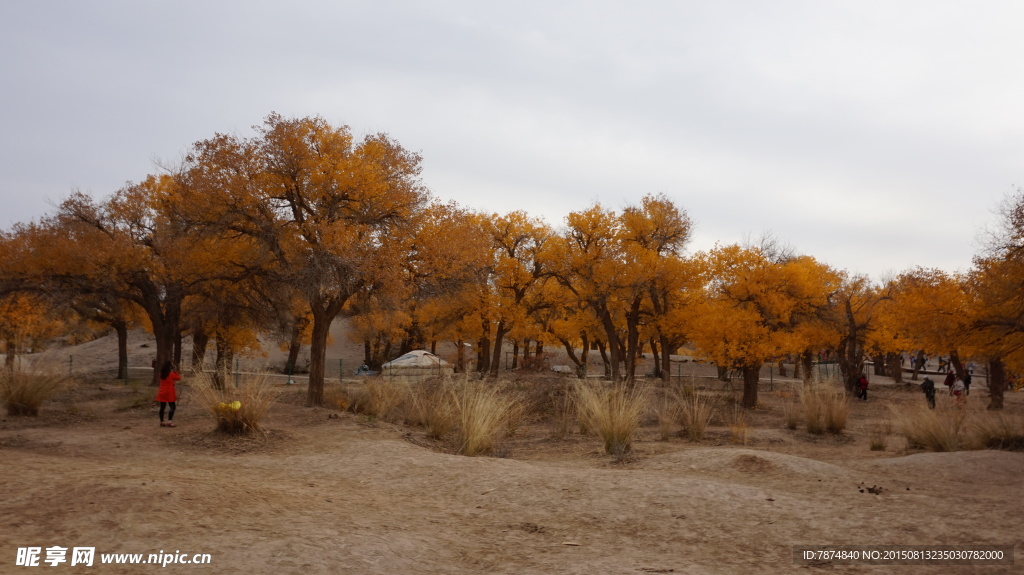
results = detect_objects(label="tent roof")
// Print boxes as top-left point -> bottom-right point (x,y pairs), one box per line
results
382,350 -> 451,368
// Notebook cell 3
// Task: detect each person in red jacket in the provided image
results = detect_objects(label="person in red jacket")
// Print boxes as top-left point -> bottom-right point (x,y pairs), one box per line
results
856,373 -> 869,401
155,361 -> 181,427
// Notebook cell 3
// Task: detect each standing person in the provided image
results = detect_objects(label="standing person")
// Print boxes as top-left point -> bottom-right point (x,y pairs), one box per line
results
951,376 -> 966,406
156,361 -> 181,428
943,370 -> 956,395
857,373 -> 869,401
921,377 -> 936,409
963,372 -> 972,396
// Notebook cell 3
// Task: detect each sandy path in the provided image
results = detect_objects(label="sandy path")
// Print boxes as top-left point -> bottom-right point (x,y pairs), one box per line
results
3,386 -> 1023,575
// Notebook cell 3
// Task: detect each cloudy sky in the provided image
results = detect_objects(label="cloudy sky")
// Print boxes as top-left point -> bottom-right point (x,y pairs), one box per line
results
2,1 -> 1022,279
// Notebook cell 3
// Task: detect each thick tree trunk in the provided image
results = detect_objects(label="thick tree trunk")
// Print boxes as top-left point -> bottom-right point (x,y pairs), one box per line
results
595,340 -> 611,377
511,340 -> 519,369
306,312 -> 331,407
456,340 -> 466,373
871,354 -> 885,376
598,308 -> 622,382
114,320 -> 129,380
949,350 -> 967,380
192,327 -> 209,373
623,297 -> 642,382
489,320 -> 507,376
477,335 -> 491,374
173,332 -> 183,371
886,352 -> 903,383
151,319 -> 179,387
777,358 -> 787,378
987,357 -> 1006,410
741,364 -> 761,408
717,364 -> 731,382
837,336 -> 863,394
5,336 -> 15,369
659,336 -> 674,383
214,336 -> 234,390
801,350 -> 814,384
650,338 -> 661,379
911,350 -> 925,381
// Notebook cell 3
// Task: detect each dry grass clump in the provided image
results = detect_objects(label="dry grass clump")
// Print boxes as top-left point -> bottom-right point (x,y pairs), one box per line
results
800,386 -> 850,435
575,381 -> 648,459
868,424 -> 889,451
727,405 -> 749,445
895,400 -> 967,452
450,376 -> 522,456
653,390 -> 681,441
363,379 -> 405,421
783,400 -> 801,430
678,389 -> 717,441
404,378 -> 457,440
322,383 -> 350,411
0,360 -> 72,416
193,372 -> 280,434
969,412 -> 1024,451
549,382 -> 576,439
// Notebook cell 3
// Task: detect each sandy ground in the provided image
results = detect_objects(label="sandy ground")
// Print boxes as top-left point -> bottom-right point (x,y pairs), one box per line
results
2,329 -> 1023,574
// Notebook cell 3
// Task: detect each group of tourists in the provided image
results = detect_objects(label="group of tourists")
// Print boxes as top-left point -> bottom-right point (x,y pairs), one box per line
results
918,369 -> 972,408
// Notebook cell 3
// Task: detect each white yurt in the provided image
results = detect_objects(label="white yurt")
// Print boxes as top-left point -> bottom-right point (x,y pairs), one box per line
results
380,350 -> 454,377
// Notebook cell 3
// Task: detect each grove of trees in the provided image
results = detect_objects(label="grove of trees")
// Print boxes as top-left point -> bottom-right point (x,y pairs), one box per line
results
2,113 -> 1023,410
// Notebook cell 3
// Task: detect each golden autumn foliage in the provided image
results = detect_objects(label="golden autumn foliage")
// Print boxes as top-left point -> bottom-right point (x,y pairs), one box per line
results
688,244 -> 840,407
6,111 -> 1024,415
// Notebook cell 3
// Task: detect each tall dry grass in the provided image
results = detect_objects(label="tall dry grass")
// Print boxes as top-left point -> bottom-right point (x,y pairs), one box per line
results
364,379 -> 405,421
727,405 -> 749,444
678,389 -> 717,441
969,412 -> 1024,451
0,360 -> 72,416
800,386 -> 850,435
653,390 -> 681,441
193,372 -> 280,434
894,400 -> 968,452
575,381 -> 648,459
868,424 -> 889,451
404,378 -> 457,440
783,400 -> 801,430
449,376 -> 521,456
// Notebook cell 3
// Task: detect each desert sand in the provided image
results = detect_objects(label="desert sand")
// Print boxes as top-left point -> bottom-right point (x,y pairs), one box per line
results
2,328 -> 1022,574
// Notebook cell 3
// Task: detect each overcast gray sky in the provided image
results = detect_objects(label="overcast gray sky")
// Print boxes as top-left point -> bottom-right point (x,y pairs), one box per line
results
2,1 -> 1022,279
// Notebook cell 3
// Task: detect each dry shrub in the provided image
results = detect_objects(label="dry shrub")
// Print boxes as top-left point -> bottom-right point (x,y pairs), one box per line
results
895,400 -> 968,452
549,382 -> 576,439
728,405 -> 748,445
970,412 -> 1024,451
575,381 -> 648,459
678,389 -> 717,441
402,378 -> 456,439
363,379 -> 405,421
868,424 -> 888,451
653,390 -> 681,441
800,386 -> 850,435
450,376 -> 521,456
0,360 -> 72,416
322,384 -> 350,411
783,401 -> 801,430
193,372 -> 280,434
823,391 -> 850,434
